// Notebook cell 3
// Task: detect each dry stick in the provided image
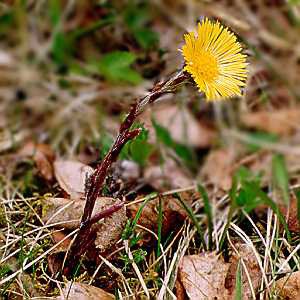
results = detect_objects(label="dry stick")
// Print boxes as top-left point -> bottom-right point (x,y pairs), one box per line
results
64,70 -> 189,275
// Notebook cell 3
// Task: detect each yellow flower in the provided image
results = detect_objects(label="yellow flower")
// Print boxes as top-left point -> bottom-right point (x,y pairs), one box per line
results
182,18 -> 247,100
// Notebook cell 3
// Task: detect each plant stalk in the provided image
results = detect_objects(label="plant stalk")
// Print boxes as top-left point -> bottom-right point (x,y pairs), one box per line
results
63,69 -> 189,275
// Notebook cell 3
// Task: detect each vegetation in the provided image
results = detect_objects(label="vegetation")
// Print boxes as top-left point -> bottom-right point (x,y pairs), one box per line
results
0,0 -> 300,299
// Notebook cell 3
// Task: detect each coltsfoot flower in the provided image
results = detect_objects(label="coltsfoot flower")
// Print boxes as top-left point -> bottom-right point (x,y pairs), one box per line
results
182,18 -> 247,100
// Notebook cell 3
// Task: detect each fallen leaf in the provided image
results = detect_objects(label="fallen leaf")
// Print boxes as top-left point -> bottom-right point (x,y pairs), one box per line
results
224,244 -> 261,299
200,147 -> 296,191
241,109 -> 300,135
141,103 -> 216,148
179,252 -> 229,300
54,160 -> 94,199
178,244 -> 261,300
42,197 -> 127,252
19,142 -> 55,181
144,158 -> 193,191
114,160 -> 140,183
51,231 -> 72,251
94,197 -> 127,252
127,192 -> 196,242
275,271 -> 300,299
279,194 -> 300,232
254,187 -> 300,233
200,148 -> 238,191
48,250 -> 66,276
42,198 -> 83,229
175,279 -> 188,300
58,282 -> 114,300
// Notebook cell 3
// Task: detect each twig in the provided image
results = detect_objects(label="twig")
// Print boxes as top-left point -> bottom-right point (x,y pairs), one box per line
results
63,69 -> 189,275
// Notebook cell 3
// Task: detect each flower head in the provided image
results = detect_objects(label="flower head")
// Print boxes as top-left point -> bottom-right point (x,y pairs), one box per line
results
182,18 -> 247,100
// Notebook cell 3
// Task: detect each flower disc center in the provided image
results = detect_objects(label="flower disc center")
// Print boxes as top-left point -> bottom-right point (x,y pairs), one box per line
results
194,51 -> 219,82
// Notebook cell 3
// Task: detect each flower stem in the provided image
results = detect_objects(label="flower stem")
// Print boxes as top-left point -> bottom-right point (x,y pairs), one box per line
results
63,69 -> 189,276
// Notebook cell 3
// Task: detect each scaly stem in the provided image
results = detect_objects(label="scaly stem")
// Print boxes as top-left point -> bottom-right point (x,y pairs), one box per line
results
63,70 -> 189,275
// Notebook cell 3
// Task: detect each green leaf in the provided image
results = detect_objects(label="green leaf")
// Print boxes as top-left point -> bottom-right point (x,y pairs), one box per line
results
0,264 -> 11,278
243,181 -> 291,241
121,125 -> 154,166
235,166 -> 262,186
244,131 -> 278,152
152,120 -> 173,146
49,0 -> 61,26
98,51 -> 142,84
288,0 -> 300,5
133,28 -> 159,49
272,154 -> 289,205
123,3 -> 159,49
236,186 -> 262,212
70,15 -> 115,39
0,12 -> 14,32
130,139 -> 153,166
51,31 -> 73,65
124,5 -> 149,29
152,119 -> 194,168
132,249 -> 147,264
99,133 -> 114,159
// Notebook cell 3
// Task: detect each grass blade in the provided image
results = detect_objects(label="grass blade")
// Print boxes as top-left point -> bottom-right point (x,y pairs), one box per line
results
197,183 -> 213,250
234,261 -> 242,300
174,193 -> 207,251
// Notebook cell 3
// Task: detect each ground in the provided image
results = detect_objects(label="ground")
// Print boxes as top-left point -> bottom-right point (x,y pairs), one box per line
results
0,1 -> 300,299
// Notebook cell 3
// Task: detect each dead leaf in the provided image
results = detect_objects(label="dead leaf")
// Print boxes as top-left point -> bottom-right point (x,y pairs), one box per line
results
51,231 -> 72,251
19,142 -> 55,181
141,103 -> 216,148
48,250 -> 66,276
42,197 -> 127,252
58,282 -> 114,300
200,147 -> 293,191
54,160 -> 94,199
224,244 -> 261,299
175,279 -> 188,300
144,158 -> 193,191
127,192 -> 196,242
178,244 -> 261,300
279,194 -> 300,232
114,160 -> 140,183
200,148 -> 238,191
42,198 -> 83,229
179,252 -> 229,300
94,197 -> 127,252
241,109 -> 300,135
275,271 -> 300,299
47,231 -> 73,275
255,190 -> 300,233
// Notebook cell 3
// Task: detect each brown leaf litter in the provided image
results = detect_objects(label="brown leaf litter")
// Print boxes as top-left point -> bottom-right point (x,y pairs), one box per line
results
127,191 -> 197,243
200,145 -> 300,192
141,103 -> 216,148
144,158 -> 194,191
278,193 -> 300,233
177,244 -> 261,300
57,282 -> 114,300
54,160 -> 94,199
43,197 -> 127,251
241,108 -> 300,135
275,271 -> 300,299
19,141 -> 55,181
